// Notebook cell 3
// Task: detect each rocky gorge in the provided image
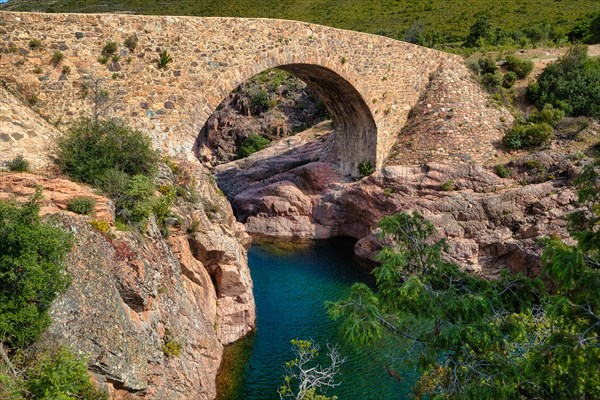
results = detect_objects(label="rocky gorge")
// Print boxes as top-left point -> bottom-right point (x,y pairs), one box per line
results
1,10 -> 599,399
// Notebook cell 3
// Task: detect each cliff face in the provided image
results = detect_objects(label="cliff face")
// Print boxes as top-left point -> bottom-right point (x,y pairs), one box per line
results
0,162 -> 255,399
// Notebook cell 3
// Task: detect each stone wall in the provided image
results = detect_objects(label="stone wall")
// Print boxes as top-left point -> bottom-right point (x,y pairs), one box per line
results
0,11 -> 501,175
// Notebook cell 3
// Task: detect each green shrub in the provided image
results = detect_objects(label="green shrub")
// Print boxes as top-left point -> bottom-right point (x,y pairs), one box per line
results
439,179 -> 455,191
465,59 -> 480,75
50,50 -> 64,66
67,196 -> 96,215
528,45 -> 600,118
102,40 -> 118,56
158,49 -> 173,69
478,57 -> 498,74
124,34 -> 138,51
162,340 -> 182,357
115,174 -> 156,229
358,160 -> 375,177
465,13 -> 493,47
97,55 -> 109,64
26,347 -> 107,400
503,122 -> 553,150
481,72 -> 503,92
504,55 -> 534,79
153,186 -> 175,234
568,13 -> 600,44
0,193 -> 72,349
525,159 -> 546,172
502,71 -> 517,88
248,88 -> 275,114
28,38 -> 42,49
239,134 -> 270,157
61,65 -> 71,75
7,155 -> 30,172
89,219 -> 110,233
527,104 -> 565,126
494,164 -> 510,178
56,118 -> 158,186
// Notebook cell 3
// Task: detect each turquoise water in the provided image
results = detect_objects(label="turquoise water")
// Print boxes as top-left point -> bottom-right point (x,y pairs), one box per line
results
224,238 -> 416,400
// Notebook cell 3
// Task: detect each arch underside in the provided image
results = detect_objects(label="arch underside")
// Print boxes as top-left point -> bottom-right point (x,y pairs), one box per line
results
277,64 -> 377,176
199,63 -> 378,177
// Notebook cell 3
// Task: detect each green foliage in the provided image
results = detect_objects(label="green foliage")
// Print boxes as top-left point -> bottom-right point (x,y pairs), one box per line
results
528,45 -> 600,118
502,71 -> 517,88
25,347 -> 107,400
481,72 -> 503,92
28,38 -> 42,49
247,88 -> 275,114
153,185 -> 176,235
55,118 -> 161,230
504,55 -> 534,79
503,122 -> 553,150
329,157 -> 600,398
239,134 -> 270,157
124,34 -> 138,51
50,51 -> 64,66
357,160 -> 375,177
527,103 -> 565,126
161,340 -> 182,357
503,104 -> 564,150
7,155 -> 30,172
88,219 -> 110,233
5,0 -> 598,51
115,174 -> 155,229
66,196 -> 96,215
568,13 -> 600,44
525,159 -> 545,172
158,49 -> 173,69
101,40 -> 117,56
494,164 -> 510,178
478,56 -> 498,74
439,179 -> 455,191
0,192 -> 72,349
56,118 -> 158,186
464,12 -> 493,47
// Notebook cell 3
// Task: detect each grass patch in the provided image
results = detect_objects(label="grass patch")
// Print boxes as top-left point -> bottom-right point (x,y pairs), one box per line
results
5,0 -> 597,50
67,196 -> 96,215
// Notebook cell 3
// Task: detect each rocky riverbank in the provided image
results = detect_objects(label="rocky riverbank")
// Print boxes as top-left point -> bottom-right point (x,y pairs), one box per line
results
215,120 -> 599,277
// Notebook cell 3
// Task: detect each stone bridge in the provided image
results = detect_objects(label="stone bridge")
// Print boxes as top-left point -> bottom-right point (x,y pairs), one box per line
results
0,12 -> 461,175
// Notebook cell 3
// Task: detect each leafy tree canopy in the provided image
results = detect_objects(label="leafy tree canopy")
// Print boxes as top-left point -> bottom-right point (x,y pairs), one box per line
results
0,191 -> 72,350
328,152 -> 600,399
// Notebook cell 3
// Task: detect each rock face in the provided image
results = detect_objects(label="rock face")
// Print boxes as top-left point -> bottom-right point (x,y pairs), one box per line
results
0,164 -> 255,400
216,126 -> 581,276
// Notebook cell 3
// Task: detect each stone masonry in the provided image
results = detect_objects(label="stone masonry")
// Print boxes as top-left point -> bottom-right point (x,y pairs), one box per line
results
0,11 -> 502,175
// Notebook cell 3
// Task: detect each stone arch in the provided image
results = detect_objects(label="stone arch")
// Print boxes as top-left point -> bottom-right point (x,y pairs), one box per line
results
197,62 -> 377,176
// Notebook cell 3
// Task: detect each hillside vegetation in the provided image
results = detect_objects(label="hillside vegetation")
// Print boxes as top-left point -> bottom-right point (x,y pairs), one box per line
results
2,0 -> 598,47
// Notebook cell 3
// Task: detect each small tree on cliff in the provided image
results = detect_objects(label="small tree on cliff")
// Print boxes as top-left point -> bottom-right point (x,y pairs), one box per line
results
279,339 -> 344,400
328,154 -> 600,399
